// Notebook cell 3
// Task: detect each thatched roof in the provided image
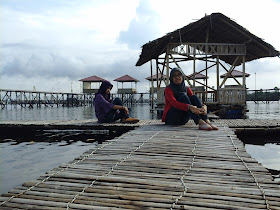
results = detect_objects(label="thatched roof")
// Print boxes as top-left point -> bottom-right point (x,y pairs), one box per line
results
136,13 -> 279,66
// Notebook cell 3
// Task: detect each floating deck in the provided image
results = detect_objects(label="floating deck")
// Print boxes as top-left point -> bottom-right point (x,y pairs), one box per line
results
0,120 -> 280,209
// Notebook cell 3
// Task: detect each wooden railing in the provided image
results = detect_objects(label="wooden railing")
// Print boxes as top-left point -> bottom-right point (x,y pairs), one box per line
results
156,87 -> 246,106
218,88 -> 246,105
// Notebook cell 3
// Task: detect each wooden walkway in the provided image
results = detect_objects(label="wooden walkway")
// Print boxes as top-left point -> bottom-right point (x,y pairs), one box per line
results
1,120 -> 280,209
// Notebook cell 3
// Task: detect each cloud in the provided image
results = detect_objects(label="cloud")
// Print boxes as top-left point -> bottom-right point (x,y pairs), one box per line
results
1,0 -> 279,94
0,1 -> 140,84
118,0 -> 161,49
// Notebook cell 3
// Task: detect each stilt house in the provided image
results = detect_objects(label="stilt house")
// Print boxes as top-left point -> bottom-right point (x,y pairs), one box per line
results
136,12 -> 280,117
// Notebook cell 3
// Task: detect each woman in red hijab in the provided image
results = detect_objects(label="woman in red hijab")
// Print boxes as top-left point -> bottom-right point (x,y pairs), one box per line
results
162,68 -> 218,130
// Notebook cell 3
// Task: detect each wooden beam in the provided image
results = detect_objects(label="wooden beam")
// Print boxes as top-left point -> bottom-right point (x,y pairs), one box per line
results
242,56 -> 246,88
219,56 -> 241,88
150,60 -> 154,110
216,56 -> 220,102
218,61 -> 242,87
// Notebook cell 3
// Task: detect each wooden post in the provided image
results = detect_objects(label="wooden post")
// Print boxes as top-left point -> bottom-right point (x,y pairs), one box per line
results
205,27 -> 209,100
156,59 -> 159,90
242,56 -> 246,88
150,60 -> 154,110
166,45 -> 170,85
216,56 -> 220,102
193,55 -> 196,87
205,55 -> 208,101
219,56 -> 240,88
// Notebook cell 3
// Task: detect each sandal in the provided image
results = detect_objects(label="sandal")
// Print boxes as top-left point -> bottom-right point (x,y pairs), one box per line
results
121,117 -> 139,124
199,123 -> 212,130
209,123 -> 219,130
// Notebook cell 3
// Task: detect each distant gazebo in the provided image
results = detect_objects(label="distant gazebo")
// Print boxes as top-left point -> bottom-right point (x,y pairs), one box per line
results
145,73 -> 167,81
187,72 -> 208,80
79,75 -> 106,93
187,72 -> 208,91
187,72 -> 209,101
220,70 -> 250,89
145,73 -> 167,93
114,75 -> 139,94
220,70 -> 250,78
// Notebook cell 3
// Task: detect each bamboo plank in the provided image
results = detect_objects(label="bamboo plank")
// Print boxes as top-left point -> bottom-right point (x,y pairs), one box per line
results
1,121 -> 279,209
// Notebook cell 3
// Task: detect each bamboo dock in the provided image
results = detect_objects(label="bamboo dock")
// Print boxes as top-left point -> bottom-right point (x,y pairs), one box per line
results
0,120 -> 280,209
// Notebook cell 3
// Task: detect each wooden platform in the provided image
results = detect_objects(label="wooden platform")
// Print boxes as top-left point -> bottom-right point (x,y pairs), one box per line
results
213,119 -> 280,128
1,120 -> 280,209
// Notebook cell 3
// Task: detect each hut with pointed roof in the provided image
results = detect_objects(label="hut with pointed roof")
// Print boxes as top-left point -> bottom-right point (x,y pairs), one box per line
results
145,73 -> 167,93
136,12 -> 279,117
114,75 -> 140,94
187,72 -> 208,80
220,69 -> 250,79
145,73 -> 167,109
187,72 -> 209,100
221,70 -> 251,89
79,75 -> 106,93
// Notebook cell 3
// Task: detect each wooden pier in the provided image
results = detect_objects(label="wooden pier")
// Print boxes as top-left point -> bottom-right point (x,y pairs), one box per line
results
0,120 -> 280,209
0,89 -> 153,109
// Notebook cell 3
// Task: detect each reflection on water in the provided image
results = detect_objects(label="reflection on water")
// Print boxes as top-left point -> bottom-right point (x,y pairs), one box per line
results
0,106 -> 96,121
245,144 -> 280,170
0,102 -> 280,194
0,104 -> 157,121
246,101 -> 280,119
1,102 -> 279,121
245,143 -> 280,183
0,140 -> 96,194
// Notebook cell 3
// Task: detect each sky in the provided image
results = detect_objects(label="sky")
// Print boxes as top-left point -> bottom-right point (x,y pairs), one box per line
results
1,0 -> 280,94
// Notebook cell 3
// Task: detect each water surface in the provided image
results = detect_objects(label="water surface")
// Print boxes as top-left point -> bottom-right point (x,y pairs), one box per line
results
0,102 -> 279,194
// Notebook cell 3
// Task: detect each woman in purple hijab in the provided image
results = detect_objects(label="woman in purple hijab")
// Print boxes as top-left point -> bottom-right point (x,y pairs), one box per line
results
94,81 -> 139,123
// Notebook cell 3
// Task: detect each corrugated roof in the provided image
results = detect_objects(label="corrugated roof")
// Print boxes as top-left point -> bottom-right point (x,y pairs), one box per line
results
79,75 -> 106,82
136,13 -> 280,66
114,75 -> 140,82
220,70 -> 250,78
145,73 -> 167,81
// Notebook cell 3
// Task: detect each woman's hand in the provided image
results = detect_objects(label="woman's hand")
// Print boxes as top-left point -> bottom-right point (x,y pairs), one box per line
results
189,105 -> 202,114
189,105 -> 207,115
123,106 -> 129,115
200,105 -> 207,115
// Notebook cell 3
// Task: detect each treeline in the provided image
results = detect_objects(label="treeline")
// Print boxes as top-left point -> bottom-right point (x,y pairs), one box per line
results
246,87 -> 280,101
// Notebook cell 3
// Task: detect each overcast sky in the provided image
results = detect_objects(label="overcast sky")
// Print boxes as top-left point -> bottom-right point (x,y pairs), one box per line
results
1,0 -> 280,93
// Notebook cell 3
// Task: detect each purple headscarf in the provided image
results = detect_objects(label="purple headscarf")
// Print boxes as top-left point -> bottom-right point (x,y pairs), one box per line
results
96,81 -> 113,102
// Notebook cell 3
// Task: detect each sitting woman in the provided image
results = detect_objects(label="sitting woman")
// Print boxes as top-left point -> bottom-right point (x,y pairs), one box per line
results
94,80 -> 139,124
162,67 -> 218,130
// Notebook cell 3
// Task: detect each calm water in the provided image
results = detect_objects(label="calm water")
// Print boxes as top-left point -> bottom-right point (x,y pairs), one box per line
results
246,100 -> 280,120
0,101 -> 279,194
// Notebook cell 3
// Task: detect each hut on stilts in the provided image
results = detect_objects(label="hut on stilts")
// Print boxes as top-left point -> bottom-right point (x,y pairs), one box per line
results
136,13 -> 280,118
145,73 -> 167,110
79,75 -> 106,93
114,75 -> 140,105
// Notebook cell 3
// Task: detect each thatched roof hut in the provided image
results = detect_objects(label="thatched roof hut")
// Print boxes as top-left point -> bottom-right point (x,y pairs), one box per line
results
136,13 -> 279,67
